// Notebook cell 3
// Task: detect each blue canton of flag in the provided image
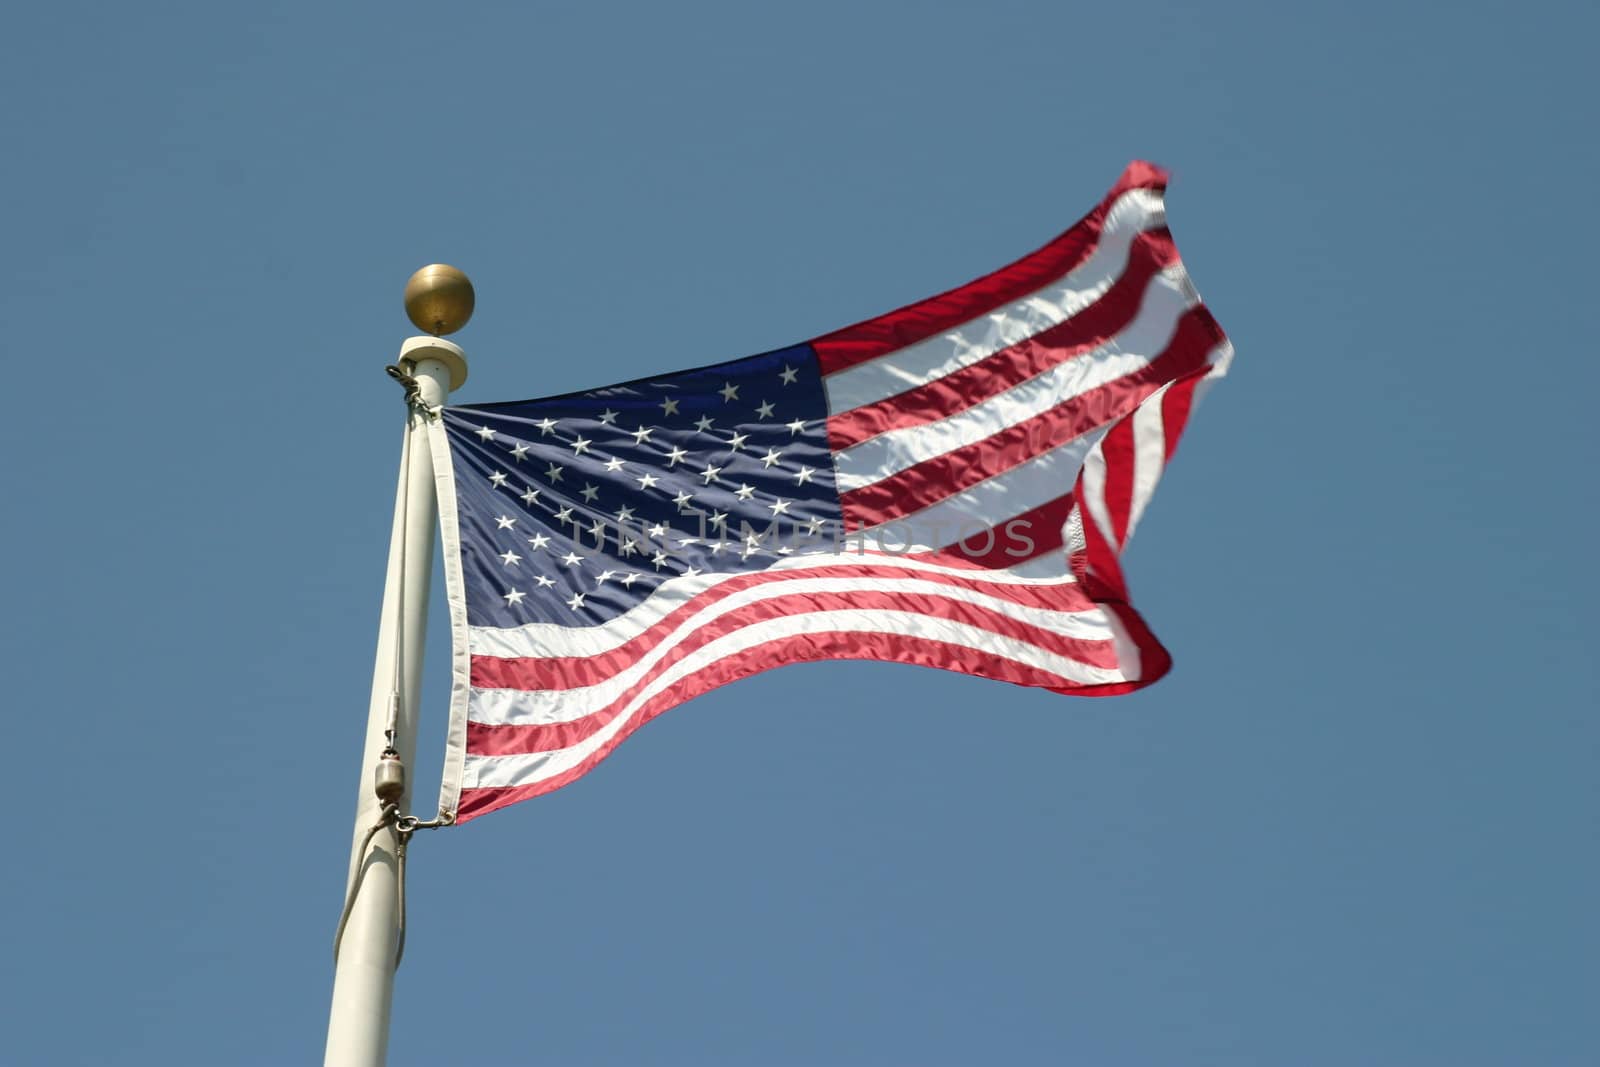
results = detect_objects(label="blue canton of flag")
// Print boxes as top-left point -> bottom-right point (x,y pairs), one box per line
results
443,344 -> 841,628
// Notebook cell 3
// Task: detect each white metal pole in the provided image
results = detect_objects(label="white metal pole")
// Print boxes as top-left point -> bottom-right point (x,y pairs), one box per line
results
324,338 -> 467,1067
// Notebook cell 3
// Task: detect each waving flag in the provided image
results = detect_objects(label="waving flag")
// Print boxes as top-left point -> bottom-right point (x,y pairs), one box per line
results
427,161 -> 1232,823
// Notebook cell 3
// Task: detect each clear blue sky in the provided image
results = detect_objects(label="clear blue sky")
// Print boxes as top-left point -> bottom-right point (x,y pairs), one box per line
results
2,2 -> 1595,1064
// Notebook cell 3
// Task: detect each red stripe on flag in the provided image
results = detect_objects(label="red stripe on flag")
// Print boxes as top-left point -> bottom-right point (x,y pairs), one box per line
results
812,162 -> 1169,377
1160,371 -> 1204,461
1098,417 -> 1138,550
839,307 -> 1223,529
825,231 -> 1180,453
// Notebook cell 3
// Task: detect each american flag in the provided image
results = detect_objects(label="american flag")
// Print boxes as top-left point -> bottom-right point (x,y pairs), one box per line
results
430,161 -> 1232,823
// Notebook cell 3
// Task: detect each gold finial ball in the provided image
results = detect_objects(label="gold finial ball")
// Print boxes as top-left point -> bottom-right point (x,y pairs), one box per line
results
403,263 -> 475,336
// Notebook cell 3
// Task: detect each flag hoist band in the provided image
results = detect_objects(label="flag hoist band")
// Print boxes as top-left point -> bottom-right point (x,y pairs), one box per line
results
410,160 -> 1232,827
325,332 -> 470,1067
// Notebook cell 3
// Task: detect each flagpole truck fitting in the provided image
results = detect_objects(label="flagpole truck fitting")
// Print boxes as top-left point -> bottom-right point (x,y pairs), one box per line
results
324,265 -> 473,1067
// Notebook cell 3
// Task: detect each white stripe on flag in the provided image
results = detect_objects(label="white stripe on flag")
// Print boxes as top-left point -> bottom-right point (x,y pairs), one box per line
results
1077,439 -> 1116,556
1124,381 -> 1171,546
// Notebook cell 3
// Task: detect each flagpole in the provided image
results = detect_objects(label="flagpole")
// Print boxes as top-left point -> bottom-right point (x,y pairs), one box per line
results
324,267 -> 473,1067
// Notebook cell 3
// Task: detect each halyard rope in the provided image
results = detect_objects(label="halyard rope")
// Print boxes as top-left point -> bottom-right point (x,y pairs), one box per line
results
330,789 -> 453,967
